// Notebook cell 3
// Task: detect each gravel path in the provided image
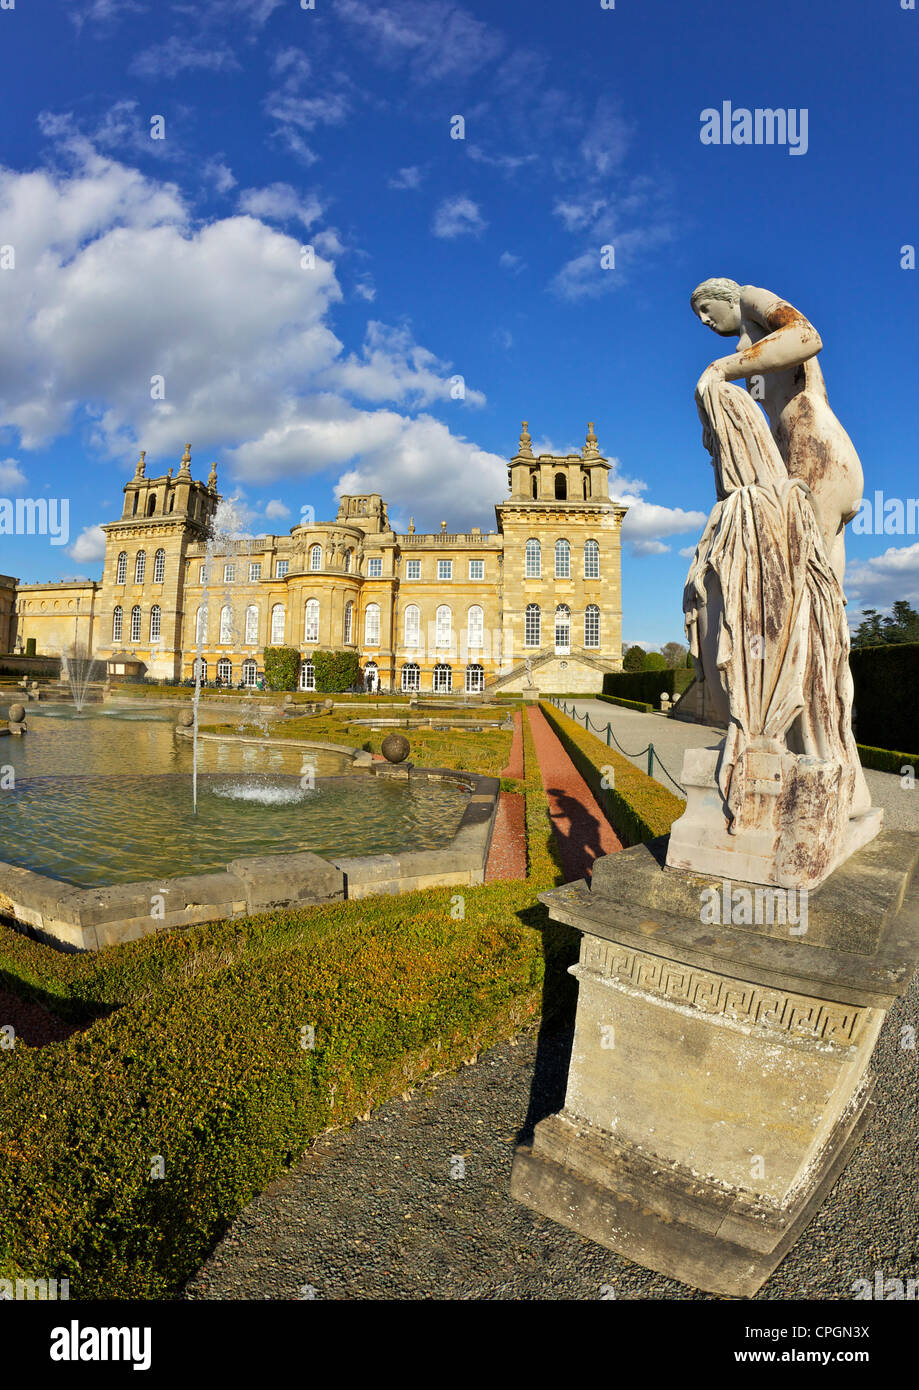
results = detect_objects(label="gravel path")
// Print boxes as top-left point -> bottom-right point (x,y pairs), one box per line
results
185,968 -> 919,1301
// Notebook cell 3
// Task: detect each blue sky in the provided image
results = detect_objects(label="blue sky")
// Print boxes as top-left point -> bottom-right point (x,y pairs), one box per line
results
1,0 -> 916,646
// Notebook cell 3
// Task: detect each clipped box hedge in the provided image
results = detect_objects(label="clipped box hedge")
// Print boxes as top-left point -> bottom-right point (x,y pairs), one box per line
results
539,701 -> 685,846
850,643 -> 919,753
597,693 -> 655,713
857,743 -> 919,775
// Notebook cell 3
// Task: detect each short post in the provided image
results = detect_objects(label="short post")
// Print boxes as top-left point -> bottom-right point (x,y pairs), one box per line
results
647,743 -> 654,778
606,725 -> 611,746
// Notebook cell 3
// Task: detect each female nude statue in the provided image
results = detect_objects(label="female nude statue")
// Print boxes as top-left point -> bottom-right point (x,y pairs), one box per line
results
690,279 -> 863,586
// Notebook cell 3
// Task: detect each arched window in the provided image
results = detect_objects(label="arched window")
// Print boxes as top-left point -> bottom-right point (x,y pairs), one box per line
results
343,601 -> 354,644
150,605 -> 161,642
364,602 -> 381,646
403,603 -> 420,648
134,550 -> 146,583
217,658 -> 232,684
153,549 -> 166,583
344,549 -> 353,574
146,494 -> 157,516
584,539 -> 599,579
169,492 -> 175,513
433,663 -> 452,693
270,603 -> 285,644
583,472 -> 591,500
242,658 -> 257,688
112,605 -> 123,641
531,472 -> 538,500
245,604 -> 258,645
525,538 -> 541,578
304,599 -> 319,643
467,605 -> 484,648
195,605 -> 208,645
115,552 -> 127,584
435,605 -> 452,647
554,604 -> 571,652
465,663 -> 484,693
193,657 -> 207,682
584,605 -> 600,648
554,472 -> 567,500
130,605 -> 141,642
220,604 -> 233,643
401,662 -> 420,693
554,538 -> 570,579
299,660 -> 316,692
525,603 -> 541,647
309,544 -> 322,571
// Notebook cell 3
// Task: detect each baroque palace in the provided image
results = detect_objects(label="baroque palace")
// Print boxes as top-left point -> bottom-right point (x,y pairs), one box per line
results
10,422 -> 628,695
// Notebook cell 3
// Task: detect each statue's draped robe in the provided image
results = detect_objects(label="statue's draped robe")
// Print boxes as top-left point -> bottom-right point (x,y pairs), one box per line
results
683,382 -> 859,834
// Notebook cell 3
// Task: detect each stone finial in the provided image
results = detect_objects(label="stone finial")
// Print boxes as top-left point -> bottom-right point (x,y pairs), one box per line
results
179,443 -> 192,477
517,420 -> 534,458
408,516 -> 415,534
440,520 -> 447,532
207,461 -> 218,492
583,421 -> 600,458
166,467 -> 173,480
134,449 -> 147,478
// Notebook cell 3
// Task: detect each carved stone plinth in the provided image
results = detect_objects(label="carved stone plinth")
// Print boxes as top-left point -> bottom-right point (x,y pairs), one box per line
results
666,743 -> 883,890
511,830 -> 919,1297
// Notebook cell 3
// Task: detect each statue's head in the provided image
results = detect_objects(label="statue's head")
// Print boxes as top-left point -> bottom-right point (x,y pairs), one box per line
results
690,278 -> 742,335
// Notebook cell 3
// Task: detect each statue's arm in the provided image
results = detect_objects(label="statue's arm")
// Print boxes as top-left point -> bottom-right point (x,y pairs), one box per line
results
696,287 -> 823,399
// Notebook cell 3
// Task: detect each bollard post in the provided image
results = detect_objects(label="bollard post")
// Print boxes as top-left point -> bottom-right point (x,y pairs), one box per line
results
606,725 -> 611,746
648,744 -> 654,778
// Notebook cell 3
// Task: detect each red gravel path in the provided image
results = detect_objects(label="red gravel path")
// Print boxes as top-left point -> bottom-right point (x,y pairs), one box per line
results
526,705 -> 622,881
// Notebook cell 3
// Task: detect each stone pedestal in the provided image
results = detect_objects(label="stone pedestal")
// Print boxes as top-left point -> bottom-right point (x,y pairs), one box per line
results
511,830 -> 919,1296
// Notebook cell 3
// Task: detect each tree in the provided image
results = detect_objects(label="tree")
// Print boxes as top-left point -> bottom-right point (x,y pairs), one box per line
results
622,644 -> 647,671
643,651 -> 667,671
684,648 -> 696,668
661,641 -> 689,668
852,601 -> 919,648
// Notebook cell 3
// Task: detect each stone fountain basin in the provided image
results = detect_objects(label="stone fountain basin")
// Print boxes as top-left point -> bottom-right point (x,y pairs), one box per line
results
0,762 -> 500,952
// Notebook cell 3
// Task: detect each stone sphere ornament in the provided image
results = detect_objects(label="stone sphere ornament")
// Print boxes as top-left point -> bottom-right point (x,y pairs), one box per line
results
177,708 -> 195,728
8,704 -> 26,724
381,732 -> 410,764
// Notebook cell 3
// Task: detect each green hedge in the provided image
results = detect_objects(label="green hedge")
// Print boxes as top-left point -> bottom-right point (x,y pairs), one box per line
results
311,649 -> 361,693
857,743 -> 919,775
263,646 -> 300,691
539,701 -> 685,847
850,643 -> 919,753
601,668 -> 695,704
597,694 -> 655,713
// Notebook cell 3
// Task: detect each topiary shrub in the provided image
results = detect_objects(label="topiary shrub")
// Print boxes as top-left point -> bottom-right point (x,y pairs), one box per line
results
622,644 -> 647,671
311,649 -> 361,693
643,651 -> 667,671
263,646 -> 300,691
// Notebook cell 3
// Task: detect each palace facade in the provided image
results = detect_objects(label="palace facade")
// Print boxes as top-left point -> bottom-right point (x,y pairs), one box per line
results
10,423 -> 628,694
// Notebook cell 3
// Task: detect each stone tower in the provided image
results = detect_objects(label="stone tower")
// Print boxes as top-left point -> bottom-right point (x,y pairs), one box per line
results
97,445 -> 221,680
496,422 -> 628,691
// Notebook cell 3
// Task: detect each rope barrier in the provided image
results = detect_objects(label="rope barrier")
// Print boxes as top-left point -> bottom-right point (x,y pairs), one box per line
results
554,697 -> 686,795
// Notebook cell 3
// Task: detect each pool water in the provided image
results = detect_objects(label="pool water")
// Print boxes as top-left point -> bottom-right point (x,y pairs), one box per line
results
0,708 -> 469,887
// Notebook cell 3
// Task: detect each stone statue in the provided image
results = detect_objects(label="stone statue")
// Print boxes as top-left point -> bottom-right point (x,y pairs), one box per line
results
689,279 -> 863,585
667,282 -> 882,889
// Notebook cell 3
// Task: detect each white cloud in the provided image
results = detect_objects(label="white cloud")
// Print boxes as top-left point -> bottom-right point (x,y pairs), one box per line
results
68,525 -> 107,562
0,458 -> 27,491
432,195 -> 487,239
130,37 -> 240,79
499,251 -> 525,273
336,0 -> 504,83
0,141 -> 502,532
846,543 -> 919,614
679,544 -> 697,558
353,277 -> 377,302
204,160 -> 236,194
322,321 -> 486,407
389,166 -> 423,190
238,183 -> 324,228
631,539 -> 670,556
265,48 -> 350,165
264,499 -> 291,520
